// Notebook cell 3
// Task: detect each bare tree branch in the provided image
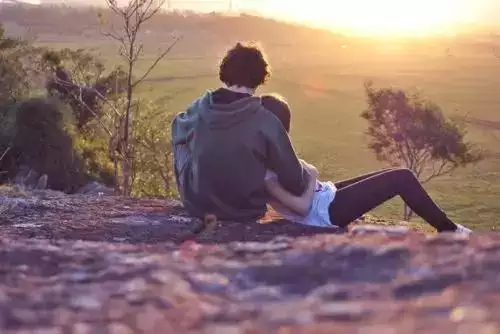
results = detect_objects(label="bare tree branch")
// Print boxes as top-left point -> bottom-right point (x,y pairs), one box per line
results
0,147 -> 11,163
132,35 -> 181,88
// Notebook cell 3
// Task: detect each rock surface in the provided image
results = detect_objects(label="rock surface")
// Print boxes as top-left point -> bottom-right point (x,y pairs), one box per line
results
0,188 -> 498,333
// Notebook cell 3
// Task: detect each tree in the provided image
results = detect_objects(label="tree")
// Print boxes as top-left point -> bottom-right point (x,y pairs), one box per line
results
0,23 -> 38,105
130,99 -> 176,198
361,81 -> 483,220
100,0 -> 181,196
41,48 -> 129,129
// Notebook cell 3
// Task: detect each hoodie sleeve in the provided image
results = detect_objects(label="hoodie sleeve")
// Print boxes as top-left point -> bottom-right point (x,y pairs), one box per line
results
265,123 -> 308,197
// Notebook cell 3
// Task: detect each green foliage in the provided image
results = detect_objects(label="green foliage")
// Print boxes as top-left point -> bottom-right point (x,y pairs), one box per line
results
0,24 -> 36,104
73,123 -> 116,187
130,100 -> 176,198
362,82 -> 483,181
361,82 -> 484,219
41,48 -> 106,86
6,98 -> 88,192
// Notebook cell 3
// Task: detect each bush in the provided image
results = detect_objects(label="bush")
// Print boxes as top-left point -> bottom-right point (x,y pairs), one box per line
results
0,97 -> 116,192
9,98 -> 87,191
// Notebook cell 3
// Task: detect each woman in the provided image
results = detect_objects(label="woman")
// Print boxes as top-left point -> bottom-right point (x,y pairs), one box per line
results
260,94 -> 472,234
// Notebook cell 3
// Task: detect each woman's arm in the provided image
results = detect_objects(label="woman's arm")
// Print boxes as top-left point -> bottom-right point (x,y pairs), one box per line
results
265,169 -> 317,216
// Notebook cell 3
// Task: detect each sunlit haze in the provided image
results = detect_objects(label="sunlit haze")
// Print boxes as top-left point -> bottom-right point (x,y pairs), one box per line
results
176,0 -> 500,37
8,0 -> 500,37
258,0 -> 481,36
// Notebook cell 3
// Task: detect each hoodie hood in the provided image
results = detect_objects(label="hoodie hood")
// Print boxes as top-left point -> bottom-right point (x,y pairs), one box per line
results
196,91 -> 264,129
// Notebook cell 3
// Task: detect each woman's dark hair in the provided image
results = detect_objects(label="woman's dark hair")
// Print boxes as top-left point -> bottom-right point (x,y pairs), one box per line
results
219,42 -> 271,89
261,93 -> 291,133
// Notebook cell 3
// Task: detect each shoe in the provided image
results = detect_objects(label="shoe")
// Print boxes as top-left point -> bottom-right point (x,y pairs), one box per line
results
455,223 -> 473,235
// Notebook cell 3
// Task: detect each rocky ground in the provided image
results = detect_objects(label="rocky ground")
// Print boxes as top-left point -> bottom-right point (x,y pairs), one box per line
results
0,187 -> 499,333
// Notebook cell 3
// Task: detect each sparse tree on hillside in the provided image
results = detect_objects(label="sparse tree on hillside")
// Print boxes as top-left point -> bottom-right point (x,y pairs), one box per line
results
361,81 -> 483,220
0,24 -> 38,104
100,0 -> 181,196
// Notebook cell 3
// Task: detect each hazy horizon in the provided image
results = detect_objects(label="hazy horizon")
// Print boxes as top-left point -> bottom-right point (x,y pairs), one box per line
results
5,0 -> 500,36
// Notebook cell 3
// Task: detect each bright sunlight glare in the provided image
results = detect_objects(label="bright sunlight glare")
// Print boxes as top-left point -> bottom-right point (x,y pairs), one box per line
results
263,0 -> 472,36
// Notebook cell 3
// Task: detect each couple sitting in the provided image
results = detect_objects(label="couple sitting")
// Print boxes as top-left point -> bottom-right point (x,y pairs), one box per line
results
172,42 -> 472,234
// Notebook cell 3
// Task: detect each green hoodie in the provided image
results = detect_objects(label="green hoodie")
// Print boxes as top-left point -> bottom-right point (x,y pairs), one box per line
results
172,91 -> 307,220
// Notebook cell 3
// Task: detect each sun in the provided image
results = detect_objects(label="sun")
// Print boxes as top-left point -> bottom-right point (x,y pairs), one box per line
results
265,0 -> 470,36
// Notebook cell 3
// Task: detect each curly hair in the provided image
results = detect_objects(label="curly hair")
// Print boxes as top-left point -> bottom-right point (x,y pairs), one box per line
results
219,42 -> 271,89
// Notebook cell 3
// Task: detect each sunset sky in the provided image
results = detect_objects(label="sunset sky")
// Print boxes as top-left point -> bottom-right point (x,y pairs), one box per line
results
160,0 -> 500,36
39,0 -> 500,36
249,0 -> 500,36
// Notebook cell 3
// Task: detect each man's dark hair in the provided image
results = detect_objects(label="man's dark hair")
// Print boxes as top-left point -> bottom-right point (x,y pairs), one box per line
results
219,42 -> 271,89
262,93 -> 291,133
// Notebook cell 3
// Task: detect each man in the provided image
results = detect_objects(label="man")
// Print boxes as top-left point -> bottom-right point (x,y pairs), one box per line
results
171,42 -> 308,220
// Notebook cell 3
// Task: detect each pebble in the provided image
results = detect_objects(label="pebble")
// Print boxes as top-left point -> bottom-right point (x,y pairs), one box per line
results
266,308 -> 314,325
106,299 -> 129,320
10,309 -> 38,325
69,294 -> 103,311
135,304 -> 166,332
450,305 -> 489,322
351,225 -> 409,236
203,324 -> 244,334
231,242 -> 290,253
67,270 -> 92,283
357,325 -> 399,334
71,323 -> 93,334
316,302 -> 370,321
108,323 -> 134,334
189,272 -> 229,293
32,328 -> 62,334
120,278 -> 148,294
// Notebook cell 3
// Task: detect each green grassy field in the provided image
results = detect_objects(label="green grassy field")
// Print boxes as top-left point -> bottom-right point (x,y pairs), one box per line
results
23,12 -> 500,231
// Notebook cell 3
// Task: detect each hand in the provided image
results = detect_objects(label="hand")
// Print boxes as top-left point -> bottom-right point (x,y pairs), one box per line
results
303,162 -> 318,179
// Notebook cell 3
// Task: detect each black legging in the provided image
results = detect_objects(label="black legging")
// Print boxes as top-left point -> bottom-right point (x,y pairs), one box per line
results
328,168 -> 457,232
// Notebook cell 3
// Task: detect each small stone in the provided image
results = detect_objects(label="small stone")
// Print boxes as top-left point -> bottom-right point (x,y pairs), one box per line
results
307,284 -> 350,301
188,272 -> 229,293
108,323 -> 134,334
456,323 -> 499,334
150,270 -> 177,284
233,285 -> 283,302
10,308 -> 38,325
374,244 -> 409,258
231,242 -> 290,253
150,270 -> 194,298
70,294 -> 103,311
203,324 -> 243,334
52,308 -> 74,326
71,323 -> 93,334
67,270 -> 92,283
0,289 -> 9,303
450,305 -> 489,322
120,278 -> 148,296
136,304 -> 166,332
112,237 -> 127,242
357,325 -> 398,334
351,224 -> 409,236
106,299 -> 129,320
35,174 -> 48,190
32,328 -> 62,334
393,273 -> 462,300
266,308 -> 314,325
316,302 -> 369,321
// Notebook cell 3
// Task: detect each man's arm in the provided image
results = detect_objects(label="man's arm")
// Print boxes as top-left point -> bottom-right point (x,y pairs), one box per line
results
265,169 -> 317,215
265,126 -> 308,196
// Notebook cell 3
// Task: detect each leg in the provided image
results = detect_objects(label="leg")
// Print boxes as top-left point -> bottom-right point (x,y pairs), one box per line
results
334,168 -> 397,189
328,168 -> 457,232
